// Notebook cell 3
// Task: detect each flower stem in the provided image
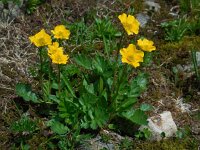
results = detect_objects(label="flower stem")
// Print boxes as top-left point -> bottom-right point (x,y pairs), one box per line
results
48,58 -> 52,95
39,48 -> 44,100
191,50 -> 200,81
112,64 -> 128,110
111,31 -> 125,94
58,64 -> 61,96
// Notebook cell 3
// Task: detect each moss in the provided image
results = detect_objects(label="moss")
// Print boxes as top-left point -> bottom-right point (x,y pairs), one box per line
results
0,131 -> 10,149
132,0 -> 145,14
27,133 -> 48,150
158,36 -> 200,65
134,137 -> 198,150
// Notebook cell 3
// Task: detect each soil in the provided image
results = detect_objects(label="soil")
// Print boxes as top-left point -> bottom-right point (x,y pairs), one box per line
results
0,0 -> 200,149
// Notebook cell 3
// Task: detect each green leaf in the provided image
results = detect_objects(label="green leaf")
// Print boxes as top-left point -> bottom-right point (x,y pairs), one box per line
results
58,97 -> 79,124
108,124 -> 115,129
140,103 -> 153,111
135,73 -> 148,91
74,54 -> 92,70
15,83 -> 39,103
92,56 -> 105,73
51,81 -> 58,89
98,77 -> 104,94
118,97 -> 137,111
93,107 -> 109,127
107,78 -> 113,90
129,73 -> 148,97
92,55 -> 113,78
61,74 -> 76,98
122,109 -> 148,125
176,130 -> 184,139
81,106 -> 109,129
49,95 -> 60,103
83,79 -> 94,94
47,120 -> 69,135
42,81 -> 51,102
79,92 -> 97,107
143,52 -> 153,66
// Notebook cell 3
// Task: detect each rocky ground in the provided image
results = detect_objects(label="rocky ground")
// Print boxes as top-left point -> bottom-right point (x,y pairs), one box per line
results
0,0 -> 200,149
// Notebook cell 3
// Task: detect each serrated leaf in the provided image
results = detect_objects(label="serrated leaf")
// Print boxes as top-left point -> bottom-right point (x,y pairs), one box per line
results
83,79 -> 94,94
143,52 -> 153,66
42,81 -> 51,102
118,97 -> 137,111
49,95 -> 60,103
98,77 -> 104,94
47,120 -> 69,135
51,81 -> 58,89
15,83 -> 39,103
92,55 -> 112,77
135,73 -> 148,91
74,54 -> 92,70
129,73 -> 148,97
92,56 -> 104,73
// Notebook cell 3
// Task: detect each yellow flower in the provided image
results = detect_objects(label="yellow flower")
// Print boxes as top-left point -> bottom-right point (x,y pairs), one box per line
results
120,44 -> 144,68
48,42 -> 64,56
50,50 -> 69,64
137,38 -> 156,52
29,29 -> 52,47
51,25 -> 70,39
118,13 -> 140,35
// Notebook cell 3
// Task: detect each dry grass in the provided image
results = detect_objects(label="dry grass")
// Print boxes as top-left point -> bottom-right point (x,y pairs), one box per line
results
0,0 -> 199,147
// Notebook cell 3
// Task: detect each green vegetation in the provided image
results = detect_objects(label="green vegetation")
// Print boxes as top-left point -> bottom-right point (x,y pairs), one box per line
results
12,12 -> 157,148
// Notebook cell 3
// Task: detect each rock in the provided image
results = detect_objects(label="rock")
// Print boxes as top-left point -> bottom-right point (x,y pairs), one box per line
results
78,130 -> 132,150
196,52 -> 200,66
144,1 -> 161,12
8,1 -> 21,18
175,97 -> 191,113
79,135 -> 115,150
135,1 -> 161,28
2,9 -> 9,20
0,1 -> 4,11
140,111 -> 177,141
136,13 -> 150,28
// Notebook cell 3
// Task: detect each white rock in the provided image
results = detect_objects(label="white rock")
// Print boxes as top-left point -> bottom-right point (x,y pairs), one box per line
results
144,1 -> 161,12
196,52 -> 200,66
140,111 -> 177,141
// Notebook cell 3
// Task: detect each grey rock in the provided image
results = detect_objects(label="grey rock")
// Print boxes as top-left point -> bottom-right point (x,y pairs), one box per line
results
8,1 -> 21,18
0,1 -> 4,11
78,130 -> 132,150
12,5 -> 21,17
136,13 -> 150,28
2,9 -> 9,19
144,1 -> 161,12
79,135 -> 115,150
